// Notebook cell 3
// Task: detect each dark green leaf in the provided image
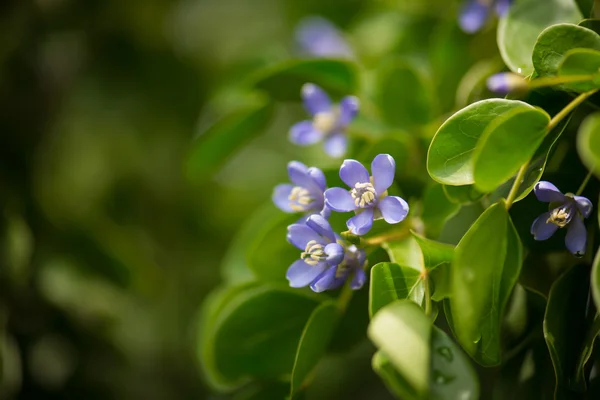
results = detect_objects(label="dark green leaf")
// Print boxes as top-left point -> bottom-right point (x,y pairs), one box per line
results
450,201 -> 523,366
593,246 -> 600,309
369,262 -> 424,318
543,264 -> 590,395
473,105 -> 550,192
575,0 -> 595,17
430,264 -> 451,301
573,316 -> 600,391
186,98 -> 273,180
577,112 -> 600,179
558,48 -> 600,91
421,184 -> 461,237
372,351 -> 420,400
411,232 -> 454,270
442,185 -> 484,205
291,301 -> 340,396
248,59 -> 358,101
497,0 -> 582,75
579,18 -> 600,34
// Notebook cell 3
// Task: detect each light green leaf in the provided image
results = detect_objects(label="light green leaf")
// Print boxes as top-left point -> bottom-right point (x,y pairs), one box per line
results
442,185 -> 484,205
450,201 -> 523,366
577,112 -> 600,178
186,98 -> 273,180
382,236 -> 424,272
427,99 -> 545,186
411,232 -> 454,270
369,262 -> 424,318
472,106 -> 551,192
558,48 -> 600,91
543,264 -> 590,394
248,59 -> 358,101
372,351 -> 420,400
421,184 -> 461,238
368,300 -> 431,397
497,0 -> 582,75
290,301 -> 340,396
430,264 -> 451,302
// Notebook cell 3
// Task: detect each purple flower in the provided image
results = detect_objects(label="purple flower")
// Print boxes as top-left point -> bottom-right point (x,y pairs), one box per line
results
486,72 -> 528,94
324,154 -> 409,235
459,0 -> 513,33
286,214 -> 367,292
530,181 -> 592,257
290,83 -> 359,158
295,16 -> 354,59
273,161 -> 327,218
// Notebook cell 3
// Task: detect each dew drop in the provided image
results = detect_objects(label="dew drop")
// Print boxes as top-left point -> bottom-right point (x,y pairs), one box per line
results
433,369 -> 456,385
436,346 -> 453,362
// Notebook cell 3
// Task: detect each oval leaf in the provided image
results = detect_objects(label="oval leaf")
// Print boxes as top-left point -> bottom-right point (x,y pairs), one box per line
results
450,202 -> 523,366
372,351 -> 420,400
411,232 -> 455,270
558,48 -> 600,91
577,112 -> 600,178
442,185 -> 485,205
497,0 -> 582,75
369,262 -> 425,318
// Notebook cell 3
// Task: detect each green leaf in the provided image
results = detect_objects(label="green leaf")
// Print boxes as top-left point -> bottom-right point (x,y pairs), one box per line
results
376,60 -> 435,128
573,316 -> 600,391
532,23 -> 600,91
207,284 -> 321,382
575,0 -> 595,17
372,351 -> 420,400
592,246 -> 600,309
369,262 -> 424,318
186,98 -> 273,180
368,300 -> 431,397
497,0 -> 582,76
247,59 -> 358,101
410,232 -> 454,270
577,112 -> 600,179
472,106 -> 551,192
430,264 -> 451,301
442,185 -> 484,205
450,201 -> 523,366
421,184 -> 461,237
246,213 -> 301,281
427,99 -> 545,186
558,48 -> 600,91
290,301 -> 340,396
382,236 -> 424,272
543,264 -> 590,395
579,18 -> 600,34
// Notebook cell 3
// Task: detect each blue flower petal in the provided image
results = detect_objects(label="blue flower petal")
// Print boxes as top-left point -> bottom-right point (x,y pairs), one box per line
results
286,259 -> 327,288
287,161 -> 316,189
371,154 -> 396,194
324,132 -> 347,158
534,181 -> 566,203
310,266 -> 345,292
459,0 -> 491,33
301,83 -> 332,115
494,0 -> 513,16
347,208 -> 374,235
272,184 -> 294,213
324,242 -> 345,265
306,214 -> 336,242
340,159 -> 370,187
287,224 -> 323,250
574,195 -> 593,219
295,16 -> 354,59
378,196 -> 409,224
338,96 -> 359,126
307,166 -> 327,191
530,211 -> 558,241
325,187 -> 356,212
290,120 -> 323,145
351,269 -> 366,290
566,217 -> 587,256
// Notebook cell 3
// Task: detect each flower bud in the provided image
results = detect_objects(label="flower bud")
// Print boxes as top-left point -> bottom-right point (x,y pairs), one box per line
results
486,72 -> 529,95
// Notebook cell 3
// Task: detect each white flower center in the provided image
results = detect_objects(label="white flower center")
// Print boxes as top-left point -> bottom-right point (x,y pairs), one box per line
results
288,186 -> 314,212
301,240 -> 327,266
546,205 -> 573,228
312,109 -> 338,134
350,182 -> 377,208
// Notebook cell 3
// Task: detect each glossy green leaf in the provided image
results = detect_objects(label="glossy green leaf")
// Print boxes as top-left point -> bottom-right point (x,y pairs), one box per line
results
472,106 -> 551,192
427,99 -> 541,186
577,112 -> 600,179
248,59 -> 358,101
532,23 -> 600,91
290,301 -> 340,396
372,351 -> 420,400
369,262 -> 424,317
558,48 -> 600,91
421,184 -> 460,237
382,236 -> 424,272
497,0 -> 582,75
430,264 -> 451,301
442,185 -> 484,205
593,246 -> 600,309
186,98 -> 273,180
574,316 -> 600,391
368,300 -> 431,397
450,201 -> 523,366
543,264 -> 590,395
246,213 -> 301,281
376,60 -> 435,128
411,232 -> 454,270
208,284 -> 320,382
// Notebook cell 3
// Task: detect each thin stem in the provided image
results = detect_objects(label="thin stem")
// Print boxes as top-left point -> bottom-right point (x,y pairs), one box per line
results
529,74 -> 597,89
364,228 -> 410,246
337,279 -> 354,313
576,169 -> 595,196
505,161 -> 530,209
424,273 -> 432,317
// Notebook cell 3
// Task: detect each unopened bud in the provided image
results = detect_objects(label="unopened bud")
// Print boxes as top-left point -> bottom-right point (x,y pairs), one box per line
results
486,72 -> 529,95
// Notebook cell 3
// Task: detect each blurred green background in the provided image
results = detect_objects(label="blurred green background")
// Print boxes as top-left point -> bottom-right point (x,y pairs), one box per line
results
0,0 -> 498,398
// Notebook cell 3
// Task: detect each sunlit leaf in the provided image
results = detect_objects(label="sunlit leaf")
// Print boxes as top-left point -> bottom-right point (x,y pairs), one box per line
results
369,262 -> 424,317
558,48 -> 600,91
577,112 -> 600,179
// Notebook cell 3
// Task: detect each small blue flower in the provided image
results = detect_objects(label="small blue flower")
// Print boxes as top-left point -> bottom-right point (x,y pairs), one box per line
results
459,0 -> 513,33
530,181 -> 592,257
273,161 -> 328,219
290,83 -> 359,158
295,16 -> 354,59
486,72 -> 528,94
286,214 -> 366,292
324,154 -> 409,236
